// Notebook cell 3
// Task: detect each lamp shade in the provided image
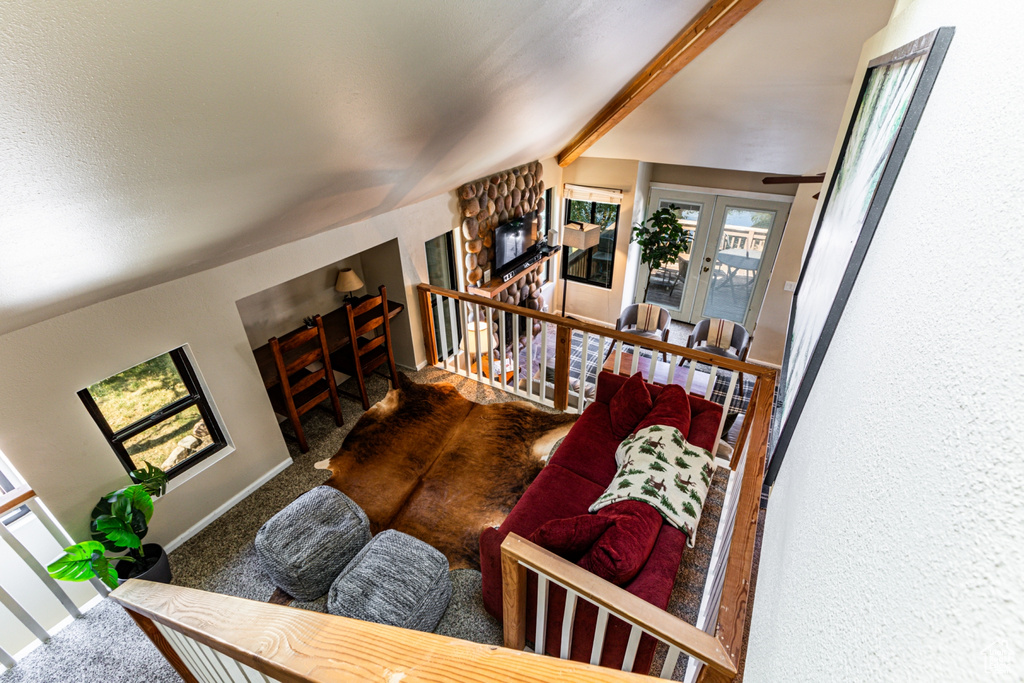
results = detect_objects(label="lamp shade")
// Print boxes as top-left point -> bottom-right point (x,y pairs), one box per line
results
335,268 -> 363,293
465,321 -> 494,355
562,222 -> 602,250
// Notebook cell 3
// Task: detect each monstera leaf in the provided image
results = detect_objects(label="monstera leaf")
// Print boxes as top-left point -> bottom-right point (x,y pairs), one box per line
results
90,484 -> 154,551
132,463 -> 168,498
47,541 -> 120,590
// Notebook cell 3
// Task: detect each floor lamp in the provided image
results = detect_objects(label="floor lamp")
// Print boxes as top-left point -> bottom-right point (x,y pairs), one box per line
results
559,222 -> 602,317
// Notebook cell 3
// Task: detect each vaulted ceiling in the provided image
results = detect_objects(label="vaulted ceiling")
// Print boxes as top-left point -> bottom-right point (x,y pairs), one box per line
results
0,0 -> 892,335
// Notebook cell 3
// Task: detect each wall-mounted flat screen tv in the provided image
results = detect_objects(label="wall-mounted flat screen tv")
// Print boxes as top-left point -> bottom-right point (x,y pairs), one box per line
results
494,212 -> 538,272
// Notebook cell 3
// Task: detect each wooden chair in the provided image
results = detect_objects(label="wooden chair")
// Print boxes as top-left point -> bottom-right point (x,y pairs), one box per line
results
331,285 -> 399,410
268,315 -> 343,453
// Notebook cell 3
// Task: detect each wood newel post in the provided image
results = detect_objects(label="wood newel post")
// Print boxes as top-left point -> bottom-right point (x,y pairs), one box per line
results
553,324 -> 571,411
417,286 -> 439,367
501,545 -> 527,651
696,662 -> 736,683
123,609 -> 200,683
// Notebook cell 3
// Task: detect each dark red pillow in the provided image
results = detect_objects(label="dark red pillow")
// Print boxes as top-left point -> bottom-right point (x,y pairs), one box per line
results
608,372 -> 653,438
529,514 -> 615,561
635,383 -> 691,436
579,500 -> 663,585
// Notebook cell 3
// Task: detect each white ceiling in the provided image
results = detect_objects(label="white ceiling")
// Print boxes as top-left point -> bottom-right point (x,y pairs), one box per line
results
585,0 -> 895,174
0,0 -> 892,335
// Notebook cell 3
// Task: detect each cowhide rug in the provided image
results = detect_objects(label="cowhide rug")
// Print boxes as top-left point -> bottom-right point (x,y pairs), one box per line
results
314,373 -> 577,570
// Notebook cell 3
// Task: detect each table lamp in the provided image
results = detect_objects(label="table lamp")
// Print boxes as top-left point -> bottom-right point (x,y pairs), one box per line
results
559,222 -> 601,317
335,268 -> 364,303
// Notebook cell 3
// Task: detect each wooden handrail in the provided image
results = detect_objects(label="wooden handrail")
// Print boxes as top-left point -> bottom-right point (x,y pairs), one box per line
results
416,283 -> 774,378
712,372 -> 775,670
111,580 -> 657,682
501,533 -> 738,678
0,486 -> 33,515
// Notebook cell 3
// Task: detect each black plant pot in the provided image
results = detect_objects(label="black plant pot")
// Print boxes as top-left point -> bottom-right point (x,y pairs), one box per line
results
116,543 -> 172,585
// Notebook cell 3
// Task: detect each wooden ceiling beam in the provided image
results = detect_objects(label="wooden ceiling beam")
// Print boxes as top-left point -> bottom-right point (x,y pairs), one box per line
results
556,0 -> 764,168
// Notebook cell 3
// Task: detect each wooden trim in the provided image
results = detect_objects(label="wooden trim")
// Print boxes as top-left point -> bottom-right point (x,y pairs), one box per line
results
713,371 -> 775,667
111,580 -> 652,682
553,325 -> 572,411
0,486 -> 33,515
468,251 -> 556,299
761,173 -> 825,185
556,0 -> 763,166
418,287 -> 439,366
124,609 -> 200,683
500,534 -> 737,678
416,284 -> 774,378
502,545 -> 527,651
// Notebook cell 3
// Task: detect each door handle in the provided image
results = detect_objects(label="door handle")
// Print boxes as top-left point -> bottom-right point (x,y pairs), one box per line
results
703,266 -> 710,272
705,257 -> 712,263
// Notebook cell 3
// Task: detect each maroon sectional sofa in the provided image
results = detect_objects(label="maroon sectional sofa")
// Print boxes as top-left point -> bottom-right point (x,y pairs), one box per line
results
479,371 -> 723,674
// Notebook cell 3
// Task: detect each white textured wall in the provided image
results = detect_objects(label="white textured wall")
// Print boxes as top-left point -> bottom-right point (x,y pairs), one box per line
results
746,1 -> 1024,681
0,194 -> 456,547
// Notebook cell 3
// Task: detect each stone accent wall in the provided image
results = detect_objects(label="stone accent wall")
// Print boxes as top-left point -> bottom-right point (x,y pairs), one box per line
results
457,161 -> 545,297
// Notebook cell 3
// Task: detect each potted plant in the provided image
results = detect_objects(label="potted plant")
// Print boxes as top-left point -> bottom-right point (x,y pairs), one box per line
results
631,207 -> 693,302
47,464 -> 171,589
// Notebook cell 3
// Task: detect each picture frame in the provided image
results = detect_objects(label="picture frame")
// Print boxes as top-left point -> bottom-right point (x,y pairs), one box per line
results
765,27 -> 955,488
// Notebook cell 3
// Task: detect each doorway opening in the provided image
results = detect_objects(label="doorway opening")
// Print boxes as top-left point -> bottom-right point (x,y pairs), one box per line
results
635,186 -> 791,330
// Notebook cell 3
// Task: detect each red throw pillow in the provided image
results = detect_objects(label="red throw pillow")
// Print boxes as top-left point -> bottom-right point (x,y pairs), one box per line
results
579,500 -> 663,585
529,515 -> 615,561
608,372 -> 653,438
635,383 -> 691,436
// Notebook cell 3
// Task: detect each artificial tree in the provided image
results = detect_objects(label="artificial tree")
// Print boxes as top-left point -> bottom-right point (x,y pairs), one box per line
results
631,207 -> 693,302
47,463 -> 168,589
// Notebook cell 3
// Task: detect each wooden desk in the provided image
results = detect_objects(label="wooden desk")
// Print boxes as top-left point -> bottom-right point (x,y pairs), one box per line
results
253,298 -> 405,389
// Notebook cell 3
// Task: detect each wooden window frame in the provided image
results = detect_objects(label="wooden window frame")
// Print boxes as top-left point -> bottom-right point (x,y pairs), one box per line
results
561,199 -> 620,289
78,347 -> 227,479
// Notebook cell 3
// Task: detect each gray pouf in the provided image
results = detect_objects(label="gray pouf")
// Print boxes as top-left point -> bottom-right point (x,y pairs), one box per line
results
327,529 -> 452,632
255,486 -> 370,601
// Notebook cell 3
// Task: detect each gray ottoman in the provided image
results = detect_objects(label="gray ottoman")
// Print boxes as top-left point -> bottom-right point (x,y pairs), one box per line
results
255,486 -> 370,601
327,529 -> 451,632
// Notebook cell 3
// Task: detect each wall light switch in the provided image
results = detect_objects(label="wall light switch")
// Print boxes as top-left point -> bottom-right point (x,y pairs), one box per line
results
784,281 -> 797,292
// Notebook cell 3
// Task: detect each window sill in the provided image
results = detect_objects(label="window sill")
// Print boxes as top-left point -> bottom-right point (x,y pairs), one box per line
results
161,445 -> 237,496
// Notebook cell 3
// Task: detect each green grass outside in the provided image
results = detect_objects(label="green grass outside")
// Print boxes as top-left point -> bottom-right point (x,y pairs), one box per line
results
88,354 -> 209,470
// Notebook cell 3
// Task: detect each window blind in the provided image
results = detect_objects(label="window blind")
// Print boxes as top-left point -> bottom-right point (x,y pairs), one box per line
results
563,184 -> 623,205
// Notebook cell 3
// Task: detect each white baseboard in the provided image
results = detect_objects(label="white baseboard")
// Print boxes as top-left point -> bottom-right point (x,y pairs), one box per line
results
163,458 -> 292,553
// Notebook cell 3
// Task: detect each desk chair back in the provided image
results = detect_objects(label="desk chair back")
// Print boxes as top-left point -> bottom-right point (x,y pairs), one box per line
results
268,315 -> 344,452
335,285 -> 399,410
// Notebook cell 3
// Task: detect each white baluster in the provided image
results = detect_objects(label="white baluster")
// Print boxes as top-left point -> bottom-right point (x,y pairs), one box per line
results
526,315 -> 534,400
712,371 -> 739,457
0,645 -> 16,670
435,294 -> 448,366
446,297 -> 458,371
559,589 -> 578,659
0,585 -> 49,643
660,645 -> 682,679
539,320 -> 549,405
621,625 -> 642,672
590,607 -> 610,665
0,518 -> 81,617
685,360 -> 697,393
666,353 -> 678,386
513,313 -> 522,397
473,303 -> 484,384
535,575 -> 549,655
704,365 -> 718,400
459,300 -> 471,377
498,310 -> 507,393
613,340 -> 624,374
630,348 -> 641,376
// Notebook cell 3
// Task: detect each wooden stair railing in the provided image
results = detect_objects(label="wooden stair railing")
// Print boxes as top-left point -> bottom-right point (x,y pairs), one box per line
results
111,579 -> 663,682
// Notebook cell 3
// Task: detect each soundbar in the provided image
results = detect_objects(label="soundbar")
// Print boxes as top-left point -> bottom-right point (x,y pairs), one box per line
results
499,245 -> 558,282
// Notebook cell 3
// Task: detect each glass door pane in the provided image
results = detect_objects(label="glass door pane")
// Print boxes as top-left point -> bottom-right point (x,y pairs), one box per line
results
643,200 -> 701,310
702,207 -> 776,323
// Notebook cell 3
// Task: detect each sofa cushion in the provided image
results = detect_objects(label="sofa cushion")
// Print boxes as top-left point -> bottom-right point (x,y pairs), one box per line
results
578,500 -> 663,585
529,515 -> 615,561
687,394 -> 724,452
635,383 -> 691,436
608,372 -> 652,438
547,403 -> 621,487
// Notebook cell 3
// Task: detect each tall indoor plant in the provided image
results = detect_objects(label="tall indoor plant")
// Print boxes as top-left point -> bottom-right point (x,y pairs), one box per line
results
47,464 -> 171,589
631,207 -> 693,301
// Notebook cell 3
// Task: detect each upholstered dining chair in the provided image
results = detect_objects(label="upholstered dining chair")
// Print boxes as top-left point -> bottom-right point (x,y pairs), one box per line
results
685,318 -> 752,361
615,303 -> 671,344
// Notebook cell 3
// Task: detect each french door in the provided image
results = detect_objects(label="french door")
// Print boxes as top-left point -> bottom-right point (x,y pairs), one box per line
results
636,187 -> 791,330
